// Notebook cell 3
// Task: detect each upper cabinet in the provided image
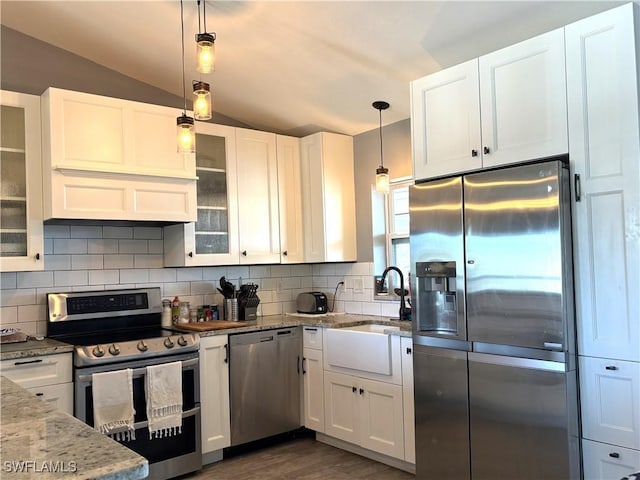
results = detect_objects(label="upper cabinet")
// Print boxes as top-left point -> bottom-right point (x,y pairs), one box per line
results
566,3 -> 640,363
0,91 -> 43,272
277,135 -> 304,263
41,88 -> 197,222
235,128 -> 281,264
164,123 -> 239,266
300,132 -> 357,263
412,28 -> 568,180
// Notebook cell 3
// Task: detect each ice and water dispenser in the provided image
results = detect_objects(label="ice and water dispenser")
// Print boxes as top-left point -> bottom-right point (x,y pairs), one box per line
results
415,261 -> 459,335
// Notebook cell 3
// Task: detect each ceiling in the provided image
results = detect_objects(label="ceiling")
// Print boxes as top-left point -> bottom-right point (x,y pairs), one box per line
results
0,1 -> 622,136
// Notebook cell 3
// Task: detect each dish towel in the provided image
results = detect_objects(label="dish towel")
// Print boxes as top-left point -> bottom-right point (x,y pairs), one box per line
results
92,368 -> 136,441
145,361 -> 183,439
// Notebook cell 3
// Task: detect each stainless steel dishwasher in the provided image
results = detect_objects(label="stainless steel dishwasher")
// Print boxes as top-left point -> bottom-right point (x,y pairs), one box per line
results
229,327 -> 301,446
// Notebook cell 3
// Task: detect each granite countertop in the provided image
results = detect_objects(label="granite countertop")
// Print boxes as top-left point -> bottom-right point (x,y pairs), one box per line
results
0,376 -> 148,480
0,338 -> 74,361
186,313 -> 413,337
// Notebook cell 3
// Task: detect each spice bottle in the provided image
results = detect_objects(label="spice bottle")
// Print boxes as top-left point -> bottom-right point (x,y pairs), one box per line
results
171,296 -> 180,324
161,299 -> 172,328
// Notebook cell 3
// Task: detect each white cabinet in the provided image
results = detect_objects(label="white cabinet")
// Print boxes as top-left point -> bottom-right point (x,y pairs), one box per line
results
236,128 -> 281,264
400,337 -> 415,464
412,28 -> 567,180
277,135 -> 304,263
164,123 -> 240,266
324,370 -> 404,460
566,3 -> 640,363
0,90 -> 43,272
303,347 -> 324,432
580,356 -> 640,450
0,353 -> 73,415
300,132 -> 356,262
582,439 -> 640,480
199,335 -> 231,454
41,87 -> 197,222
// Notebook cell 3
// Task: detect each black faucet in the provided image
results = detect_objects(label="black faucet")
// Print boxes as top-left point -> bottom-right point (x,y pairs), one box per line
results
379,266 -> 408,321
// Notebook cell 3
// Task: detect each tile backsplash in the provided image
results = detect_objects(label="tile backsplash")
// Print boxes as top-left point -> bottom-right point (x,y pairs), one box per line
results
0,225 -> 400,335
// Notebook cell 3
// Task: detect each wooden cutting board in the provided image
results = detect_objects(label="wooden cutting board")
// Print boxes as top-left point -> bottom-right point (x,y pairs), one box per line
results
173,321 -> 248,331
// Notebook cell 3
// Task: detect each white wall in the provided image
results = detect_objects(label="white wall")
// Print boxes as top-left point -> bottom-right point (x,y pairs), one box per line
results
0,225 -> 402,335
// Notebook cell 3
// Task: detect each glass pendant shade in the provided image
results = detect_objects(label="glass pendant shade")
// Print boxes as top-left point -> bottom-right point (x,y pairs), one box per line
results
376,166 -> 390,194
196,33 -> 216,73
177,114 -> 195,153
193,81 -> 212,120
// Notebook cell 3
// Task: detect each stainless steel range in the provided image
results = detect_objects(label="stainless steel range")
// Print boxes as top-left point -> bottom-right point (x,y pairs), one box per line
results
46,287 -> 201,480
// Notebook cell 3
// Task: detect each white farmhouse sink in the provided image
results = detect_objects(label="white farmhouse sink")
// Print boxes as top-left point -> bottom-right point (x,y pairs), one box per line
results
325,324 -> 397,375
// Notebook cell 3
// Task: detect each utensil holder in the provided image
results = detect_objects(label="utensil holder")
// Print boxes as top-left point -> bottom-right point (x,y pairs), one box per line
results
225,298 -> 238,321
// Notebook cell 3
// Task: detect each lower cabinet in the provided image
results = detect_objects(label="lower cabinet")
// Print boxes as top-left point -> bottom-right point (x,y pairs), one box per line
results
324,370 -> 404,459
582,439 -> 640,480
302,347 -> 324,432
400,337 -> 415,464
199,335 -> 231,454
0,353 -> 73,415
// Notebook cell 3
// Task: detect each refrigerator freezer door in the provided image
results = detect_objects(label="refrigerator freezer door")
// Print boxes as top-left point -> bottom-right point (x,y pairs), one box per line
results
414,344 -> 470,480
464,160 -> 571,350
468,352 -> 581,480
410,177 -> 466,340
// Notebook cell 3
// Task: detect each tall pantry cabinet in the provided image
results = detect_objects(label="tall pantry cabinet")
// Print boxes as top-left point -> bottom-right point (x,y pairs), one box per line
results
566,4 -> 640,478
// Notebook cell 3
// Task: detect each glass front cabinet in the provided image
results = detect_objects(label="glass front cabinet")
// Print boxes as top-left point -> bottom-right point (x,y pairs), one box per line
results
164,123 -> 239,266
0,91 -> 43,272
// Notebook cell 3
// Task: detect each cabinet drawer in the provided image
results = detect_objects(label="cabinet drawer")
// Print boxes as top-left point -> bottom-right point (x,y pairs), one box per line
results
0,353 -> 72,388
582,438 -> 640,480
27,382 -> 73,415
580,356 -> 640,449
303,327 -> 323,349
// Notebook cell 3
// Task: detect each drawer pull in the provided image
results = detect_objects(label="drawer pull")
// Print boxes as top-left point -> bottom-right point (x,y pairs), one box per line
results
304,328 -> 318,332
14,359 -> 44,366
605,365 -> 618,371
35,392 -> 44,397
609,452 -> 620,459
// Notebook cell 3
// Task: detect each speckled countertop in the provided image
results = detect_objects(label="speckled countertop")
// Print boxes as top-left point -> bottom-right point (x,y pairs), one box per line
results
175,313 -> 414,337
0,338 -> 74,361
0,376 -> 148,480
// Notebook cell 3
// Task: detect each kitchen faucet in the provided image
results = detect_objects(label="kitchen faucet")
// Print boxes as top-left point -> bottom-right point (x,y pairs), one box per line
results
379,266 -> 408,321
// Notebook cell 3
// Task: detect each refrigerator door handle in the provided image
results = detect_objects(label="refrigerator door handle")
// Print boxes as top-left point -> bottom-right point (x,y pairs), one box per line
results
469,352 -> 567,372
543,342 -> 563,350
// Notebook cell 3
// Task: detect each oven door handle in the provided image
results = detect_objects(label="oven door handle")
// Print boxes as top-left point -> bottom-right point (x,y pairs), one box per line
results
77,357 -> 199,382
131,406 -> 200,430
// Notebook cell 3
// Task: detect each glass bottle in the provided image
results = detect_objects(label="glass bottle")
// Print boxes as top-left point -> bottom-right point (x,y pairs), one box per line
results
161,299 -> 172,328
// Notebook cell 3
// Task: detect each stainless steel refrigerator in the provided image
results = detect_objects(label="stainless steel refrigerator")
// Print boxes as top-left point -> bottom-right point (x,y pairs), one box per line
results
410,158 -> 581,480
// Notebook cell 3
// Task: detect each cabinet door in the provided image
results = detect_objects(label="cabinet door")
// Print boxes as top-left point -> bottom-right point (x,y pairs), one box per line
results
235,128 -> 281,264
580,356 -> 640,450
300,133 -> 326,262
324,371 -> 360,445
303,347 -> 324,432
566,3 -> 640,362
479,28 -> 568,168
0,353 -> 72,388
199,335 -> 231,453
401,337 -> 415,464
582,438 -> 640,480
277,135 -> 304,263
359,376 -> 405,460
411,59 -> 482,180
27,382 -> 73,415
0,91 -> 43,271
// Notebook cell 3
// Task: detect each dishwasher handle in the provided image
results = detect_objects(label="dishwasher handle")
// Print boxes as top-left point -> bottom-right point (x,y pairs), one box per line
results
260,335 -> 274,342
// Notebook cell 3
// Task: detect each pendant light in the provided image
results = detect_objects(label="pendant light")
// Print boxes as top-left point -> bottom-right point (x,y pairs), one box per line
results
193,81 -> 212,120
196,0 -> 216,73
373,101 -> 390,194
177,0 -> 195,153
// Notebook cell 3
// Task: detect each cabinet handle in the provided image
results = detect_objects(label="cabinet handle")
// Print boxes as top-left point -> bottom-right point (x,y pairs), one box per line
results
188,251 -> 193,258
609,452 -> 620,459
35,253 -> 41,260
283,250 -> 288,256
352,386 -> 357,393
242,250 -> 247,256
35,392 -> 44,397
14,359 -> 43,366
483,146 -> 490,155
471,149 -> 478,157
359,388 -> 365,395
574,174 -> 581,202
406,347 -> 412,355
297,355 -> 300,374
302,357 -> 307,375
605,365 -> 618,371
304,327 -> 318,332
224,344 -> 229,364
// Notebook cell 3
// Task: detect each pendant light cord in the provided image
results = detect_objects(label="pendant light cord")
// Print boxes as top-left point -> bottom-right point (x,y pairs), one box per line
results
378,108 -> 384,168
180,0 -> 187,114
203,0 -> 207,33
197,0 -> 201,34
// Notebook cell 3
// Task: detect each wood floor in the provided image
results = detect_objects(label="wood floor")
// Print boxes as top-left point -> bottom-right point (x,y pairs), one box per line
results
185,438 -> 414,480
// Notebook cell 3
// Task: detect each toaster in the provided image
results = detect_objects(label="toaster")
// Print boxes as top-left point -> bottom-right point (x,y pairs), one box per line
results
296,292 -> 328,314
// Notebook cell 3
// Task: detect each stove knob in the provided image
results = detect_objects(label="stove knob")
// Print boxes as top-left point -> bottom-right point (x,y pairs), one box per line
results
108,344 -> 120,356
164,337 -> 175,349
93,345 -> 105,357
177,335 -> 188,347
137,340 -> 148,352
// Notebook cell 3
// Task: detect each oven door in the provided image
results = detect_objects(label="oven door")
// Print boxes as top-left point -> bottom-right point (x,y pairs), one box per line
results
74,351 -> 201,480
